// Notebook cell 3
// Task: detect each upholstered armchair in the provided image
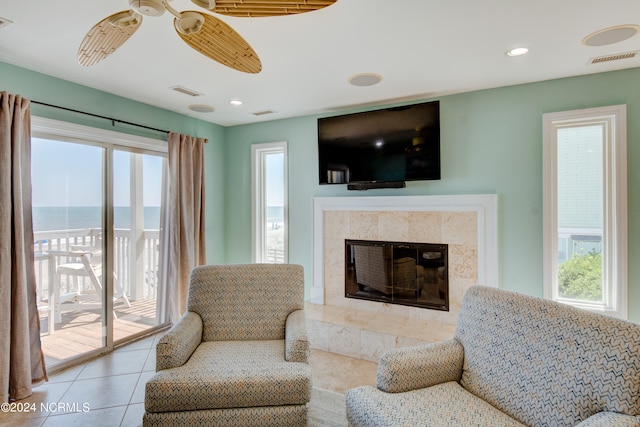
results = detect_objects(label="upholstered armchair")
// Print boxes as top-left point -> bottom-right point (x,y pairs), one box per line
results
346,286 -> 640,426
143,264 -> 312,427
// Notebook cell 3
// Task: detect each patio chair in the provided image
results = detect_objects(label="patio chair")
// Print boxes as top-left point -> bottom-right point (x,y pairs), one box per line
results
143,264 -> 312,426
48,242 -> 130,327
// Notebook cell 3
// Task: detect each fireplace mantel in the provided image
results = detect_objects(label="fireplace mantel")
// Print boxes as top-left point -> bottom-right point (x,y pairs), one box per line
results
311,195 -> 498,305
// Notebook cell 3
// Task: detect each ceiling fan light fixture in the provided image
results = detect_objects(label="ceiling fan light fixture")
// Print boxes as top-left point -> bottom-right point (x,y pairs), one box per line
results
191,0 -> 216,10
175,11 -> 205,35
129,0 -> 165,17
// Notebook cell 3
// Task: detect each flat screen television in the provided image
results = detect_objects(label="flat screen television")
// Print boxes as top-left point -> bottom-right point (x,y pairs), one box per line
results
318,100 -> 440,189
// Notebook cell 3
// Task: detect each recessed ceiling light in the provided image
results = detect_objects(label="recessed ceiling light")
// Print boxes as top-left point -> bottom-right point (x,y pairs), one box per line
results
506,47 -> 529,57
229,99 -> 243,106
188,104 -> 215,113
349,73 -> 383,87
583,24 -> 640,47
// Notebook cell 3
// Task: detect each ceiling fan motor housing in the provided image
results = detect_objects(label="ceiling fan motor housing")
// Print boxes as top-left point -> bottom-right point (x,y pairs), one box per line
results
129,0 -> 166,17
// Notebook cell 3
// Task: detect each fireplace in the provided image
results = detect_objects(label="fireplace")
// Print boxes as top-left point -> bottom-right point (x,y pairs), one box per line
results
345,239 -> 448,311
307,195 -> 497,361
312,195 -> 498,325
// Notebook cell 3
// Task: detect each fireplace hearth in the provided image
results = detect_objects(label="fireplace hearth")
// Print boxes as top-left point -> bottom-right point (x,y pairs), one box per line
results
345,239 -> 448,311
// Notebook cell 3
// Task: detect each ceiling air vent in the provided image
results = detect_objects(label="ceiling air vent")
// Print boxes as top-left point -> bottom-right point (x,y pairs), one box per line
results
252,110 -> 275,116
588,51 -> 639,65
169,85 -> 203,97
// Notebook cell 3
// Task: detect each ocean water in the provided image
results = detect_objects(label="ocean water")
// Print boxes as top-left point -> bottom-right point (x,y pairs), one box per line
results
33,205 -> 282,233
32,206 -> 161,232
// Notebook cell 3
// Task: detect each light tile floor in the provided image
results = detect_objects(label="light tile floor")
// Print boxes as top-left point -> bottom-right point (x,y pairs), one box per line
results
1,333 -> 377,427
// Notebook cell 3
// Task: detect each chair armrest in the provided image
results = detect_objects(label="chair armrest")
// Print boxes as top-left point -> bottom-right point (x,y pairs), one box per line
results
155,311 -> 203,371
285,309 -> 309,363
575,412 -> 640,426
377,338 -> 464,393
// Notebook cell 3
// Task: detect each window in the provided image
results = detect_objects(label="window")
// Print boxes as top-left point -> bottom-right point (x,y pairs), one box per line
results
543,105 -> 627,319
251,141 -> 288,263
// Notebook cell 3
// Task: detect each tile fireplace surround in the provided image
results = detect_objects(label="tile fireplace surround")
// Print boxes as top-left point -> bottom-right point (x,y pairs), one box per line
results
307,194 -> 498,361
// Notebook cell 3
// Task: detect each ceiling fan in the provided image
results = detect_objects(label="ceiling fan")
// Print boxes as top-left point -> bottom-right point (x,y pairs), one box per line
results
78,0 -> 337,73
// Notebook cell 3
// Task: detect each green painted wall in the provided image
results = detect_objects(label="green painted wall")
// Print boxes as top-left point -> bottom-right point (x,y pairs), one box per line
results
224,68 -> 640,322
1,61 -> 227,263
3,60 -> 639,321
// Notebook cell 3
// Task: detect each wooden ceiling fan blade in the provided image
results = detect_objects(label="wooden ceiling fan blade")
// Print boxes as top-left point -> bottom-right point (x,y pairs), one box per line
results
78,10 -> 143,67
176,13 -> 262,74
211,0 -> 338,17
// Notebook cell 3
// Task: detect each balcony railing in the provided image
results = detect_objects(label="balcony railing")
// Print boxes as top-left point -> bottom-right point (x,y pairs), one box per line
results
34,227 -> 159,306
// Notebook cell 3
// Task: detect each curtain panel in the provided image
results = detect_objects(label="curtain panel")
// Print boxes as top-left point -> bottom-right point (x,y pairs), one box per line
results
160,132 -> 207,323
0,92 -> 47,402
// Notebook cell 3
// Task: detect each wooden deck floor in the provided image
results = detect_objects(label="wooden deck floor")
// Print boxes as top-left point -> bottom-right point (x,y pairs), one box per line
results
40,298 -> 161,367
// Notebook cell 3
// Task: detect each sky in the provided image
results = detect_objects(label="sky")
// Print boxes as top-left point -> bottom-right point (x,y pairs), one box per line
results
265,152 -> 284,207
31,137 -> 285,208
31,137 -> 163,207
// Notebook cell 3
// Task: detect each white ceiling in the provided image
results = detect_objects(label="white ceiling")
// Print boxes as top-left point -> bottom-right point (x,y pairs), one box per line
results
1,0 -> 639,127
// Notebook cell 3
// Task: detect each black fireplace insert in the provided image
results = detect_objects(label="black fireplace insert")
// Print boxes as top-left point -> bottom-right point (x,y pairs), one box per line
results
345,239 -> 448,311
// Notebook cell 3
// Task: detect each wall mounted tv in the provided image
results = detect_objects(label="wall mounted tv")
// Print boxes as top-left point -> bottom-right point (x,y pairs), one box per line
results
318,100 -> 440,190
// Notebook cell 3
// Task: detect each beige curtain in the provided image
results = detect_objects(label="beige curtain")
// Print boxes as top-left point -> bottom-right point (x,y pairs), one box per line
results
0,92 -> 47,402
160,132 -> 207,323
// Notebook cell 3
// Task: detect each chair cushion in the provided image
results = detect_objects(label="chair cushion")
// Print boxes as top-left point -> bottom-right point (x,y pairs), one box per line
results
346,381 -> 526,427
145,340 -> 311,413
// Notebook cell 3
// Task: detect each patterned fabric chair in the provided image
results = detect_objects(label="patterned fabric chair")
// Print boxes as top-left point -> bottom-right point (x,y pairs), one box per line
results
143,264 -> 312,427
346,286 -> 640,426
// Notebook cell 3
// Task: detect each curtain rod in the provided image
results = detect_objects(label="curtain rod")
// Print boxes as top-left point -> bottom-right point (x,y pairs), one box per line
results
31,100 -> 170,135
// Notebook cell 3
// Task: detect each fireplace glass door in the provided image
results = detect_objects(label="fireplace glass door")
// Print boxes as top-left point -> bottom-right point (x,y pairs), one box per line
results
345,239 -> 448,311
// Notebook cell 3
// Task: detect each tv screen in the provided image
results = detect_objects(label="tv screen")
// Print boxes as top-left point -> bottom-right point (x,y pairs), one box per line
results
318,100 -> 440,187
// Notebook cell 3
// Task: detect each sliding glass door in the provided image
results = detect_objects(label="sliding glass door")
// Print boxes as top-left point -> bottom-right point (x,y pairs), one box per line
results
112,150 -> 164,342
31,118 -> 169,370
32,137 -> 108,366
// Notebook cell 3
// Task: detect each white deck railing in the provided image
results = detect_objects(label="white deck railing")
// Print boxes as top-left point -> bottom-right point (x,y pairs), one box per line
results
34,228 -> 160,305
